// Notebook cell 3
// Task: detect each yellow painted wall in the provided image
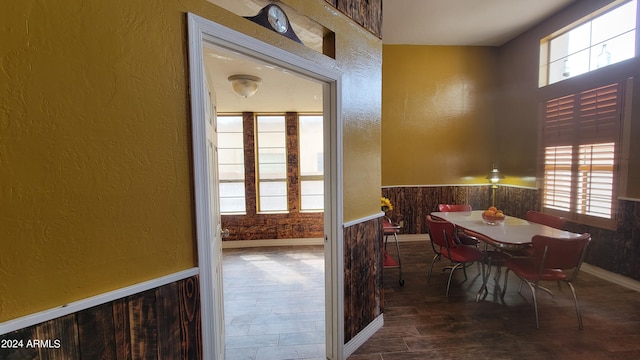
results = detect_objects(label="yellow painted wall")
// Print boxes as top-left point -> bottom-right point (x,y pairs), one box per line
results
0,0 -> 382,321
382,45 -> 498,186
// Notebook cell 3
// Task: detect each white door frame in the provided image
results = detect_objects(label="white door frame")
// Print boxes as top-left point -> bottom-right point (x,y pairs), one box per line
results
187,13 -> 344,360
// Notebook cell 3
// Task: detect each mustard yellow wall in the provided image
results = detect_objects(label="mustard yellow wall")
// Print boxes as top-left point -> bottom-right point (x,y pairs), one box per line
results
0,0 -> 382,321
382,45 -> 498,186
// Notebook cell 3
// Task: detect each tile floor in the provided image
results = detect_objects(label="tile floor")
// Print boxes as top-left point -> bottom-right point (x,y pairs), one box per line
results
223,245 -> 326,360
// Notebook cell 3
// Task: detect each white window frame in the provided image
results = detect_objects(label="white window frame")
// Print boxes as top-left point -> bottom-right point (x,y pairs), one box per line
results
539,0 -> 638,87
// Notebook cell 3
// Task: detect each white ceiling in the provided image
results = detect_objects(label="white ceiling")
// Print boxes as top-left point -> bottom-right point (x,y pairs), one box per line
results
206,0 -> 577,112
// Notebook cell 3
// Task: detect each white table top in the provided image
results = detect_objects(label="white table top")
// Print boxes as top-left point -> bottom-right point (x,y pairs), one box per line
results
431,210 -> 582,248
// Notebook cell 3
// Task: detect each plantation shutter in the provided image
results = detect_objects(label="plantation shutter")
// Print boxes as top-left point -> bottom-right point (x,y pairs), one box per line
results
542,82 -> 622,223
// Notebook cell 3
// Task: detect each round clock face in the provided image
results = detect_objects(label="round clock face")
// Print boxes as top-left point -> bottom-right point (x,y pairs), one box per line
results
267,5 -> 288,34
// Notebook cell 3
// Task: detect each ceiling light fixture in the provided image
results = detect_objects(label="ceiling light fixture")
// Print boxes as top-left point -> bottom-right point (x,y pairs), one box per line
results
228,74 -> 262,98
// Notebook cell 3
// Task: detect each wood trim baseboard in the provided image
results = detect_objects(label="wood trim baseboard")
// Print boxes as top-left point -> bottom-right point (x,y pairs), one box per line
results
581,263 -> 640,292
222,237 -> 324,248
0,268 -> 199,336
344,314 -> 384,358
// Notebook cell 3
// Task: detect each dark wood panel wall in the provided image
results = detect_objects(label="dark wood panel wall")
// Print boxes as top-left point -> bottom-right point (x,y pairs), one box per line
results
343,216 -> 384,342
1,276 -> 201,360
325,0 -> 382,38
382,185 -> 640,281
222,112 -> 324,241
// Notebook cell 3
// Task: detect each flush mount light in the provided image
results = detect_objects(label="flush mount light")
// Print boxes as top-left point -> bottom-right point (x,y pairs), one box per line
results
228,74 -> 262,98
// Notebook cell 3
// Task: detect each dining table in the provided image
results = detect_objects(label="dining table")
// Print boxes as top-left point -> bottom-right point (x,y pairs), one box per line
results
430,210 -> 583,249
430,210 -> 583,301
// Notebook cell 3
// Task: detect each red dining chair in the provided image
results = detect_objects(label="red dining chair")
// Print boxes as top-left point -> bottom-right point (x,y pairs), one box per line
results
383,216 -> 404,286
427,215 -> 486,297
512,211 -> 567,259
526,210 -> 566,229
501,233 -> 592,329
437,204 -> 479,246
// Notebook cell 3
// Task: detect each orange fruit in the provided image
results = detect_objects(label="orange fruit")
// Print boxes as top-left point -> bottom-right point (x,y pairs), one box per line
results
483,210 -> 495,216
488,206 -> 498,212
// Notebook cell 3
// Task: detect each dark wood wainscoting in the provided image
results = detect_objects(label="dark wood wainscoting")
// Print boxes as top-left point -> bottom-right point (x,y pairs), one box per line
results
325,0 -> 382,38
343,216 -> 383,342
1,275 -> 201,360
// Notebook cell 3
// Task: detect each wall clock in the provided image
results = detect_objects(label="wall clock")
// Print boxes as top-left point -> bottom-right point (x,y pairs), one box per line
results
245,4 -> 303,44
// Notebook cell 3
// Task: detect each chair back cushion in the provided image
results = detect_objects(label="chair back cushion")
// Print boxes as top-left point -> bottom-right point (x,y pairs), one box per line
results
526,210 -> 566,229
426,215 -> 457,249
438,204 -> 472,212
532,233 -> 591,270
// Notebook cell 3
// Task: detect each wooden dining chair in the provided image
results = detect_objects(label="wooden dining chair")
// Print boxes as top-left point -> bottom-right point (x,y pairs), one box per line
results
437,204 -> 478,246
426,215 -> 486,297
525,210 -> 566,229
501,233 -> 592,329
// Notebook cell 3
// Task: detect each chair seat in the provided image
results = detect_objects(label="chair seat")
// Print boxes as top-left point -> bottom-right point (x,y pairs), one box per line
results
504,257 -> 566,282
383,227 -> 400,234
441,245 -> 485,263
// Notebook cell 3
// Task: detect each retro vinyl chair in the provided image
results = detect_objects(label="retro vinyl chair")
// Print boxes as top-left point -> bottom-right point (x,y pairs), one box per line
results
427,215 -> 486,297
437,204 -> 479,246
501,233 -> 592,329
526,210 -> 566,229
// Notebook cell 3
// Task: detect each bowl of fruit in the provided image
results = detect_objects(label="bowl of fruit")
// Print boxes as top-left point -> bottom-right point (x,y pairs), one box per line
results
482,206 -> 506,225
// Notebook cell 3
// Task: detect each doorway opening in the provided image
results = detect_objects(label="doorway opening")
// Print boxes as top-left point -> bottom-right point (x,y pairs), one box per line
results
187,13 -> 344,360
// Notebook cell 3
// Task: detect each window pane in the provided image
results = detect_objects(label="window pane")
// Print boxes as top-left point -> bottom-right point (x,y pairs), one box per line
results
550,23 -> 591,62
258,148 -> 286,165
259,181 -> 287,211
217,116 -> 243,132
218,133 -> 244,148
590,31 -> 636,70
591,0 -> 637,44
258,132 -> 286,148
219,182 -> 246,213
219,164 -> 245,180
218,148 -> 244,165
299,115 -> 324,176
259,162 -> 286,179
220,197 -> 246,213
257,116 -> 285,131
301,180 -> 324,211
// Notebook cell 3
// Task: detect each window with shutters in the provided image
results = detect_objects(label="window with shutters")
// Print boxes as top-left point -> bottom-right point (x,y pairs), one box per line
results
542,82 -> 623,228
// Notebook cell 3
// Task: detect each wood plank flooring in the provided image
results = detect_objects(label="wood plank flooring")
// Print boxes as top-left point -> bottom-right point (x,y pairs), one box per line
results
351,238 -> 640,359
221,239 -> 640,360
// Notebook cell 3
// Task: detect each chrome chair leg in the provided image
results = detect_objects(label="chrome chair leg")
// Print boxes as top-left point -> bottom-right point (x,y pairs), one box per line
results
427,254 -> 440,282
567,281 -> 584,329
